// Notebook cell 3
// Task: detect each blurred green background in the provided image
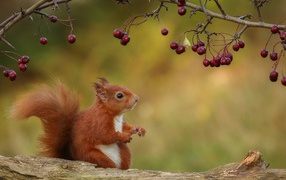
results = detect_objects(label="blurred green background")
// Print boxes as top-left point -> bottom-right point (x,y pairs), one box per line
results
0,0 -> 285,172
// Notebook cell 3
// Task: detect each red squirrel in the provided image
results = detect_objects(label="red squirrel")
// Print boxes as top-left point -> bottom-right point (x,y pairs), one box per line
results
10,78 -> 146,170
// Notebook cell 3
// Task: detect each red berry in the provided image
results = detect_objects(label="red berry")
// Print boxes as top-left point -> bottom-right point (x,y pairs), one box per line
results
170,41 -> 179,50
21,55 -> 30,64
203,58 -> 210,67
232,43 -> 240,51
40,37 -> 47,45
8,70 -> 17,81
3,69 -> 10,77
214,60 -> 221,67
17,59 -> 23,65
281,76 -> 286,86
113,29 -> 124,39
120,35 -> 130,46
271,25 -> 279,34
67,34 -> 76,44
220,57 -> 228,65
209,60 -> 215,67
161,28 -> 169,36
122,35 -> 130,42
176,45 -> 185,54
260,49 -> 268,58
19,63 -> 27,72
270,51 -> 278,61
191,44 -> 198,52
50,15 -> 58,23
269,70 -> 278,82
213,55 -> 221,63
197,40 -> 205,47
238,40 -> 245,48
178,6 -> 186,16
280,31 -> 286,40
225,52 -> 233,61
197,46 -> 206,55
225,57 -> 232,65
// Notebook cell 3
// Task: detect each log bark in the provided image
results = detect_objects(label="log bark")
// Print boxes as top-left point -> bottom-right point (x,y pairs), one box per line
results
0,151 -> 285,179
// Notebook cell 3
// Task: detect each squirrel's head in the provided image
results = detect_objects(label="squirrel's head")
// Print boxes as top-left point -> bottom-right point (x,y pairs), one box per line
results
93,78 -> 139,115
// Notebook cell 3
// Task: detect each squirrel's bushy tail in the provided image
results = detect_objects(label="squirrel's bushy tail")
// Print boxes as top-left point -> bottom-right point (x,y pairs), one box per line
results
10,80 -> 80,159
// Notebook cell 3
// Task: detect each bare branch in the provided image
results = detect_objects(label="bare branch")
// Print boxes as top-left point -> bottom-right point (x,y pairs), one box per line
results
0,0 -> 49,37
0,0 -> 73,39
162,0 -> 286,30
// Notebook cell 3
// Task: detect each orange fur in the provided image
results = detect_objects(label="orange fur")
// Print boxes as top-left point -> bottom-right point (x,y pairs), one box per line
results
10,78 -> 146,170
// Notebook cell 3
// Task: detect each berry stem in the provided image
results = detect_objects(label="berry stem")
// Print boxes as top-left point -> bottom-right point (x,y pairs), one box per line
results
65,2 -> 74,34
235,25 -> 248,39
272,41 -> 282,52
264,33 -> 273,49
0,65 -> 8,70
272,49 -> 283,70
1,51 -> 21,61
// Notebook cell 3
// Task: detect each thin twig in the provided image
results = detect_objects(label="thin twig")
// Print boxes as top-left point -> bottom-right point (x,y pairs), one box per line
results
254,0 -> 263,22
200,16 -> 214,34
0,37 -> 16,50
213,0 -> 226,16
37,0 -> 72,11
236,25 -> 248,39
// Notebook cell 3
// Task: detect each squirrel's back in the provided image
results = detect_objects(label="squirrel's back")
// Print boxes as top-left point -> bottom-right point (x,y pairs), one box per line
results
10,80 -> 80,159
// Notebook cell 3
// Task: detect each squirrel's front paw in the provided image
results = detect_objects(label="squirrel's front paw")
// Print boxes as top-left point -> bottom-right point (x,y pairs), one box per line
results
119,132 -> 132,143
133,126 -> 146,137
138,126 -> 146,137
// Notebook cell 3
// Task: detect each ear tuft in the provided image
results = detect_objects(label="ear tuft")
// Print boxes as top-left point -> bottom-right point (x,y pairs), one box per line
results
98,77 -> 110,87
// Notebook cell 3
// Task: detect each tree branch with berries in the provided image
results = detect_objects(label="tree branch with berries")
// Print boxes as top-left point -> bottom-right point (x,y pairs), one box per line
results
114,0 -> 286,86
0,0 -> 75,81
2,0 -> 286,86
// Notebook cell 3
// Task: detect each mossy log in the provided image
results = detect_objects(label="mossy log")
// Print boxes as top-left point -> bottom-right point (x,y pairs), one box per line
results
0,150 -> 285,179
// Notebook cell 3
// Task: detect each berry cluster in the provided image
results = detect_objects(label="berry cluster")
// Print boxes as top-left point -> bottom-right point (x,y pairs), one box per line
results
113,29 -> 131,46
114,1 -> 245,69
202,52 -> 234,67
169,33 -> 242,68
3,69 -> 17,81
1,55 -> 30,81
260,25 -> 286,86
191,40 -> 206,55
170,41 -> 186,54
232,40 -> 245,51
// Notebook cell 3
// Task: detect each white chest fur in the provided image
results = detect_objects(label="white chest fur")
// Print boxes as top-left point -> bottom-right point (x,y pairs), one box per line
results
98,115 -> 124,168
114,115 -> 124,132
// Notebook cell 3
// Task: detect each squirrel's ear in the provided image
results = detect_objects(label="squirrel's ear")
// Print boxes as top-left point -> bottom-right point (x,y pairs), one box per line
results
93,83 -> 107,102
98,77 -> 110,87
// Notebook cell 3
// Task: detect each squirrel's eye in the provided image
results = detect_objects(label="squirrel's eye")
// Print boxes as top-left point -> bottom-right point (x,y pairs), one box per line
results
116,93 -> 124,99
